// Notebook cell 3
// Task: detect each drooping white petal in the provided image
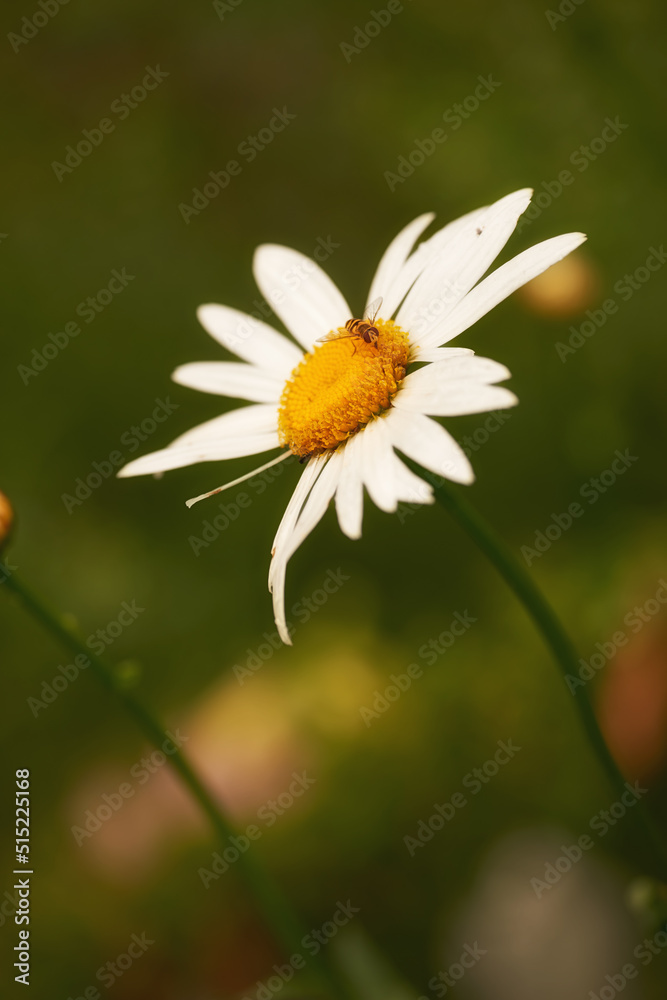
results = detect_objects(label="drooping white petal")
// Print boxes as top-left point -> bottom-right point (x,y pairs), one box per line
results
397,188 -> 533,337
366,213 -> 435,311
270,453 -> 327,572
395,374 -> 518,417
196,304 -> 303,374
253,245 -> 351,351
270,452 -> 343,645
276,452 -> 342,567
173,362 -> 285,403
417,231 -> 588,349
335,434 -> 365,540
385,409 -> 474,484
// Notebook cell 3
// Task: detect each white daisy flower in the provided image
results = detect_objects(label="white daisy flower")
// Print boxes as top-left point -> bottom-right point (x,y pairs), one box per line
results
119,188 -> 585,644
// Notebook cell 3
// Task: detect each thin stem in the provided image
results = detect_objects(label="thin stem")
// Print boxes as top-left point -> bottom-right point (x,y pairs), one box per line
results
3,571 -> 351,1000
411,466 -> 667,882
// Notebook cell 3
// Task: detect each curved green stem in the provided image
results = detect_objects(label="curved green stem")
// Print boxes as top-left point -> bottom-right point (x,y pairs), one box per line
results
412,467 -> 667,882
3,572 -> 351,1000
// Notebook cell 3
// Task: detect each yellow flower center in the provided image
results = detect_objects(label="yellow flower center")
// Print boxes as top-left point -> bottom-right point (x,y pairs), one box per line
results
278,318 -> 410,457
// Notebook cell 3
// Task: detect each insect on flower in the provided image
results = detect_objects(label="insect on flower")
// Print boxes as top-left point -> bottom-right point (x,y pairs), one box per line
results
117,189 -> 587,645
317,296 -> 383,352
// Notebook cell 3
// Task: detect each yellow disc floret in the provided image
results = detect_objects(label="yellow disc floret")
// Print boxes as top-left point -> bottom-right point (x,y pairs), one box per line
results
278,318 -> 410,457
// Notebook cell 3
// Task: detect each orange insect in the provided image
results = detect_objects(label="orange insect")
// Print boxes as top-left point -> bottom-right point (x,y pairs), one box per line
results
317,297 -> 383,352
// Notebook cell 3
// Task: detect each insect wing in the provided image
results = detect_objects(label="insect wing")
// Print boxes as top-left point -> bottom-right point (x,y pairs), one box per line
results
364,296 -> 383,323
316,328 -> 356,343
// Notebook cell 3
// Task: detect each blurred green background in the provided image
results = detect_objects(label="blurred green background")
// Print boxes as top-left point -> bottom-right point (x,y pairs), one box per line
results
2,0 -> 667,996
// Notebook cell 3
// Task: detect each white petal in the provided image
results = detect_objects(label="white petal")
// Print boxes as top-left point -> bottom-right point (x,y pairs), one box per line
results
276,452 -> 342,566
270,452 -> 343,644
168,404 -> 278,448
359,421 -> 435,509
411,346 -> 475,363
381,205 -> 488,319
360,419 -> 398,513
391,453 -> 434,505
385,409 -> 474,484
366,213 -> 435,311
118,405 -> 281,477
419,231 -> 588,349
196,304 -> 303,374
334,424 -> 435,538
397,188 -> 533,337
253,245 -> 351,350
335,435 -> 365,540
395,376 -> 518,416
117,432 -> 281,477
270,453 -> 327,568
405,355 -> 511,387
172,362 -> 284,403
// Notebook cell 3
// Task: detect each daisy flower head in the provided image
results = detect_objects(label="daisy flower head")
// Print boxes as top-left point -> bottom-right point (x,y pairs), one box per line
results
119,189 -> 586,644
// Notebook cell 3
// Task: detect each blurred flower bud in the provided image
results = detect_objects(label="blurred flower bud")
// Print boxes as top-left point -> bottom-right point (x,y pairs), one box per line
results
0,491 -> 14,550
517,254 -> 601,317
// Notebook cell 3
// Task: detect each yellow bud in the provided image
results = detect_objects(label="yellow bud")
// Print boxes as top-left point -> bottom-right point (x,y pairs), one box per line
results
0,491 -> 13,548
517,254 -> 601,318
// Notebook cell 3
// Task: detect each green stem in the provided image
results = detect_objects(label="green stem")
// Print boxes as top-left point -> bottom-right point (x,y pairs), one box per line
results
413,468 -> 667,882
3,571 -> 351,1000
